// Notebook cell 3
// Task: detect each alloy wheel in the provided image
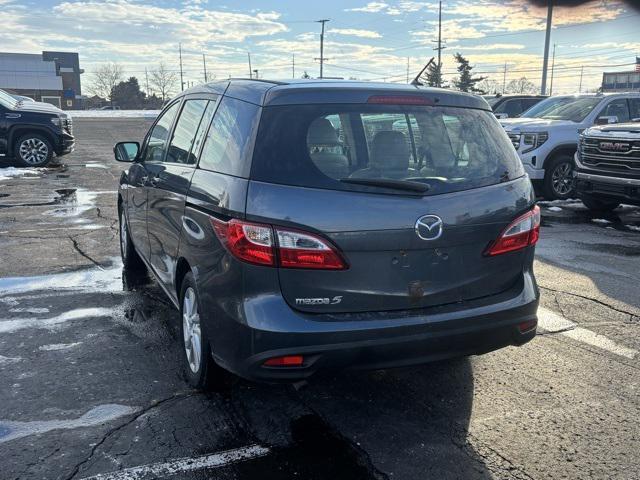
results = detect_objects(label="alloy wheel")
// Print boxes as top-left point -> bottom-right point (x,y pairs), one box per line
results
551,161 -> 574,196
18,138 -> 49,165
182,287 -> 202,374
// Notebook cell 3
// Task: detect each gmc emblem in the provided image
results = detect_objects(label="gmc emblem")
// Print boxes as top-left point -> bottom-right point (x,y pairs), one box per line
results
599,141 -> 630,152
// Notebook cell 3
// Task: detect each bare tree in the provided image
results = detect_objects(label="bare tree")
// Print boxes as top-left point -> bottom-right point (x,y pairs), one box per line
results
88,62 -> 124,105
477,78 -> 501,95
506,77 -> 538,94
150,62 -> 178,102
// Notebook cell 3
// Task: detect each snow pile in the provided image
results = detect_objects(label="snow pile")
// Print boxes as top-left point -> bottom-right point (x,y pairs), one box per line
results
547,206 -> 563,212
67,110 -> 160,118
591,218 -> 612,224
626,225 -> 640,232
537,198 -> 582,206
0,167 -> 44,181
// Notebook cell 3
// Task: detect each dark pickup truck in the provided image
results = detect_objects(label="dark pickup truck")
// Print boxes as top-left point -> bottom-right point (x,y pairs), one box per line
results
0,88 -> 74,167
575,122 -> 640,212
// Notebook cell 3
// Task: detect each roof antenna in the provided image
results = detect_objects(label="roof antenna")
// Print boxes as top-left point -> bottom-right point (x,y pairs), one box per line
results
411,57 -> 435,86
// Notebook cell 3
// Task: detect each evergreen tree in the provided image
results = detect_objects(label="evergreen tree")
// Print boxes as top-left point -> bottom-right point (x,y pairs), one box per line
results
452,53 -> 486,93
111,77 -> 146,109
424,62 -> 444,88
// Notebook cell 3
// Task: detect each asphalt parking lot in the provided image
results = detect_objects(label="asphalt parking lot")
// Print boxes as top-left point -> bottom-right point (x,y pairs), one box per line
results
1,118 -> 640,480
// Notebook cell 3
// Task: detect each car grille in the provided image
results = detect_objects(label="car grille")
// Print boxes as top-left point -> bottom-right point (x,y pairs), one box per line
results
580,137 -> 640,175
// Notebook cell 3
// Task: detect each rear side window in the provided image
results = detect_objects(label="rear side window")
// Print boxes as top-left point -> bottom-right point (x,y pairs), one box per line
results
198,97 -> 260,177
251,104 -> 524,196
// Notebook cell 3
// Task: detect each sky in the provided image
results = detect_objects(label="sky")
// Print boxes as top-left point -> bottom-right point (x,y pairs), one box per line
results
1,0 -> 639,95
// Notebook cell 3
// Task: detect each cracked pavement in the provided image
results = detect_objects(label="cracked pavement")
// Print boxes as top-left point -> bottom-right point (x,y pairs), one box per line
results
1,118 -> 640,479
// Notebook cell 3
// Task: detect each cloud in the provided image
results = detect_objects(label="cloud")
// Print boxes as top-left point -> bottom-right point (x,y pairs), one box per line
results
328,28 -> 382,38
413,19 -> 486,42
450,43 -> 526,51
346,2 -> 389,13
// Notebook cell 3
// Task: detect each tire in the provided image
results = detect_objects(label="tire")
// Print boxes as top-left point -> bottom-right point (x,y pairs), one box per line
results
580,195 -> 620,213
119,206 -> 146,273
14,133 -> 53,167
179,272 -> 225,390
543,155 -> 576,200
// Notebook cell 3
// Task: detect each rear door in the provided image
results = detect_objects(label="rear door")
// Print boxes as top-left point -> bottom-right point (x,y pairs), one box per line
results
127,100 -> 181,261
146,96 -> 217,290
248,102 -> 532,314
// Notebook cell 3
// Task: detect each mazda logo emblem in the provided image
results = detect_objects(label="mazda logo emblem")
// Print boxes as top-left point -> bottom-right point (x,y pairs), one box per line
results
415,215 -> 443,241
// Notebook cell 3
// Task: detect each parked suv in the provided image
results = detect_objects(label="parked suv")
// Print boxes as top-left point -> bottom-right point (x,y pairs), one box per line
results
0,88 -> 74,167
501,93 -> 640,199
484,94 -> 547,119
575,122 -> 640,212
115,80 -> 540,386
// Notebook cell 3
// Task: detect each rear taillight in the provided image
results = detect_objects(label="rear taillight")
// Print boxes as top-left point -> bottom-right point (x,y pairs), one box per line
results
263,355 -> 304,367
484,206 -> 540,256
210,218 -> 347,270
210,218 -> 275,266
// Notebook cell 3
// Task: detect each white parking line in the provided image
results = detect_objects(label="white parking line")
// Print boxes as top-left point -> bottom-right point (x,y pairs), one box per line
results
538,307 -> 637,359
79,444 -> 271,480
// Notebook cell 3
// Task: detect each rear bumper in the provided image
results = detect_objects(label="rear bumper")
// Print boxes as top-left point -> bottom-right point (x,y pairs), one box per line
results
210,270 -> 539,382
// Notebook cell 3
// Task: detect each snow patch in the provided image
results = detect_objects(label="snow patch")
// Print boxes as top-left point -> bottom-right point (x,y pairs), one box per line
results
547,206 -> 563,212
0,308 -> 114,334
0,355 -> 21,365
592,218 -> 612,224
9,307 -> 50,314
68,110 -> 160,118
0,167 -> 45,181
38,342 -> 82,351
0,404 -> 139,444
626,225 -> 640,232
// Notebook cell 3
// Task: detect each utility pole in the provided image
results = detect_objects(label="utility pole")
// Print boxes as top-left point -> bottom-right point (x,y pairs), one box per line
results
502,62 -> 507,94
549,43 -> 556,95
431,1 -> 446,87
540,1 -> 553,95
406,57 -> 410,84
247,52 -> 252,79
179,43 -> 184,91
203,53 -> 208,83
315,19 -> 330,78
579,65 -> 584,93
253,69 -> 259,79
292,54 -> 295,78
145,67 -> 149,95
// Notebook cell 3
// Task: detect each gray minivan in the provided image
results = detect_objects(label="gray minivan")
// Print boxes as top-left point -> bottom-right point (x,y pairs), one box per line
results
115,79 -> 540,386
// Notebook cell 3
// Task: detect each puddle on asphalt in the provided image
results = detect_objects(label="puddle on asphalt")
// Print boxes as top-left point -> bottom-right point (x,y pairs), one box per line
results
233,414 -> 376,479
0,187 -> 78,209
0,404 -> 138,444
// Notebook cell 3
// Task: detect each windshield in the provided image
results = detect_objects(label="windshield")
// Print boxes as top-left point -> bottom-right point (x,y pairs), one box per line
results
521,96 -> 603,122
0,89 -> 18,109
251,104 -> 524,196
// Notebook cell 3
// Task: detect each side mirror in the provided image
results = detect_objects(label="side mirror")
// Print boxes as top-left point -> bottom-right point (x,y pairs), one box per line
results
114,141 -> 139,162
595,115 -> 618,126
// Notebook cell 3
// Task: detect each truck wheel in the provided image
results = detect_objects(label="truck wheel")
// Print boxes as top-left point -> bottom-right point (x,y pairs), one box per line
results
14,134 -> 53,167
179,272 -> 227,391
579,195 -> 620,213
543,155 -> 575,200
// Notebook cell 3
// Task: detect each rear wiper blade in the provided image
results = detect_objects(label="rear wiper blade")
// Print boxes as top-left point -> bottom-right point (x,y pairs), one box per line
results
339,178 -> 430,193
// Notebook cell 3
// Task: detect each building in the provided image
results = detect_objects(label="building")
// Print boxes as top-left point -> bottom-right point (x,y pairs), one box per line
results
0,51 -> 84,109
601,57 -> 640,93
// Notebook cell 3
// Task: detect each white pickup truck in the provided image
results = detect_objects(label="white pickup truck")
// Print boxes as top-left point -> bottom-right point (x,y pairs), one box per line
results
500,93 -> 640,199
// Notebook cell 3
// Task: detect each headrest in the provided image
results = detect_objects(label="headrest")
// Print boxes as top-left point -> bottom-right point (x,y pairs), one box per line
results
308,118 -> 341,145
370,130 -> 409,170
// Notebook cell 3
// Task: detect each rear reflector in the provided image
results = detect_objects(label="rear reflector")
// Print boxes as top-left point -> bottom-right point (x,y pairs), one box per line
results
484,206 -> 541,256
367,95 -> 435,105
263,355 -> 304,367
518,319 -> 537,333
211,218 -> 347,270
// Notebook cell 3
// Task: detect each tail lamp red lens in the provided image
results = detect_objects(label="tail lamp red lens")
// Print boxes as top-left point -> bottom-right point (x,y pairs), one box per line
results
263,355 -> 304,367
210,218 -> 347,270
484,206 -> 541,256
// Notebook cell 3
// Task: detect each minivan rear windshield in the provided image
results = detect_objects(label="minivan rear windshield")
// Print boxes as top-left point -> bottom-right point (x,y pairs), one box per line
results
251,104 -> 524,196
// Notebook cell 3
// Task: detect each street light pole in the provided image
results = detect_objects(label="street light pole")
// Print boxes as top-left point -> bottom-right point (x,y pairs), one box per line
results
540,1 -> 553,95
